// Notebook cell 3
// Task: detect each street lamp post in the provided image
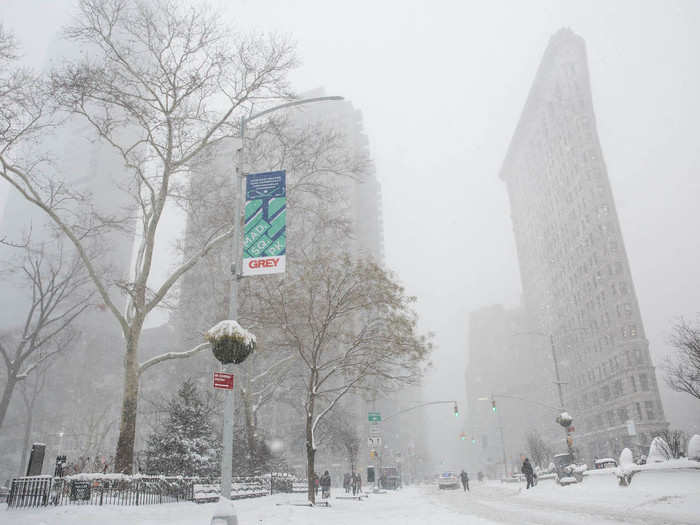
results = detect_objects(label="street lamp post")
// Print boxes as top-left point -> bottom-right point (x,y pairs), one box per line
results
513,331 -> 575,460
219,95 -> 344,501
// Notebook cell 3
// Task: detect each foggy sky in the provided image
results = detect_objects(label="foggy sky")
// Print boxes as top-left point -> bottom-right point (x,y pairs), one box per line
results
2,0 -> 699,468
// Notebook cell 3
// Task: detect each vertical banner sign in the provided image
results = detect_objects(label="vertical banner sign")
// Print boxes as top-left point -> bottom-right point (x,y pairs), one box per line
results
242,170 -> 286,276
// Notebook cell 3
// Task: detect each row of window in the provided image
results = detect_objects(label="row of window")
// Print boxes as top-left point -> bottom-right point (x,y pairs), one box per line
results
581,399 -> 657,432
572,349 -> 646,389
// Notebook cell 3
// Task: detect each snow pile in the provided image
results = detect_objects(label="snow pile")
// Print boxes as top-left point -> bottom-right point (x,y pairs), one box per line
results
647,436 -> 672,463
205,320 -> 256,346
619,448 -> 634,466
688,434 -> 700,461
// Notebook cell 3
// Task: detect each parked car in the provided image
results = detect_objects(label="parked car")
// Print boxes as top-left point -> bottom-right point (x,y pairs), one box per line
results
437,471 -> 460,490
594,457 -> 618,469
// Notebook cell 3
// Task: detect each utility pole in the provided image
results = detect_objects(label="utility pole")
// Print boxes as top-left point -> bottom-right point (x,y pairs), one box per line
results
550,334 -> 574,459
493,395 -> 508,479
220,96 -> 344,502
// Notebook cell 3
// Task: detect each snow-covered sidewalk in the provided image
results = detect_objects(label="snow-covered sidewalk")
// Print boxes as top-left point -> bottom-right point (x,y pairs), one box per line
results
3,488 -> 497,525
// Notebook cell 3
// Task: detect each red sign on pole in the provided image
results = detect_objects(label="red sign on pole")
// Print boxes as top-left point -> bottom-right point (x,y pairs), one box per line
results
213,372 -> 234,390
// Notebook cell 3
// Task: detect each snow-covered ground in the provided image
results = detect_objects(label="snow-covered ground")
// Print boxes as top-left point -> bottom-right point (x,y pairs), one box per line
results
4,467 -> 699,525
3,488 -> 496,525
435,467 -> 700,525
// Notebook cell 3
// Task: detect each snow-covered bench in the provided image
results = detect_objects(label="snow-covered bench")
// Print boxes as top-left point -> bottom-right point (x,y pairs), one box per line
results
193,480 -> 268,503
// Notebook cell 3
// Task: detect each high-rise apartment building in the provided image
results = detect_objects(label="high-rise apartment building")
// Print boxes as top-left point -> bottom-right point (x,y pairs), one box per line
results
499,29 -> 667,461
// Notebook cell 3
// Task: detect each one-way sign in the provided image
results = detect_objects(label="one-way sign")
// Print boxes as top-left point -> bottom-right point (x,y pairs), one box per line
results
368,412 -> 381,422
368,436 -> 382,447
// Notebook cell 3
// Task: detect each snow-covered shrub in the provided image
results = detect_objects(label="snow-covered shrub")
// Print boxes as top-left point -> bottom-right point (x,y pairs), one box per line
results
206,320 -> 256,364
619,448 -> 634,466
647,436 -> 672,463
688,434 -> 700,461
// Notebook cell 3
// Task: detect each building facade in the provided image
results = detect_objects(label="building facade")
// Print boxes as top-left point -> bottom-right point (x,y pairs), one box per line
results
499,29 -> 667,462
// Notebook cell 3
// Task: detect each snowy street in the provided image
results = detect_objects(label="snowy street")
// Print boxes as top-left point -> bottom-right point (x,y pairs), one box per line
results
5,469 -> 700,525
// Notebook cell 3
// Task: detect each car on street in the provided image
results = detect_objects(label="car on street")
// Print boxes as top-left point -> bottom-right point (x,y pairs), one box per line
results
437,471 -> 460,490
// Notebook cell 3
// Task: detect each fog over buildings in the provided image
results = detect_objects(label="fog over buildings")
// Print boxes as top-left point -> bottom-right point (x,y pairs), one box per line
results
1,0 -> 700,479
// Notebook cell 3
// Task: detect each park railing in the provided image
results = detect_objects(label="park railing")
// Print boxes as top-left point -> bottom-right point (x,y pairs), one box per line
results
6,472 -> 300,509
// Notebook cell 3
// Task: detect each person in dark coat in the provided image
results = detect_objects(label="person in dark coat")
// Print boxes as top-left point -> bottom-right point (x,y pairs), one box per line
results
521,458 -> 535,489
320,470 -> 332,499
459,470 -> 469,492
352,472 -> 362,495
343,473 -> 351,493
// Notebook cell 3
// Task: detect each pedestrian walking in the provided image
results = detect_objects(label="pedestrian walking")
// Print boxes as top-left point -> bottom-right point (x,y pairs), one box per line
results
521,457 -> 535,489
343,472 -> 351,493
460,470 -> 469,492
314,472 -> 319,496
352,472 -> 362,495
320,470 -> 332,499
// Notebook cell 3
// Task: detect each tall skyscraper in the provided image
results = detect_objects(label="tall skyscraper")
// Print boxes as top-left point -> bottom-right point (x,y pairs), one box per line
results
499,29 -> 667,461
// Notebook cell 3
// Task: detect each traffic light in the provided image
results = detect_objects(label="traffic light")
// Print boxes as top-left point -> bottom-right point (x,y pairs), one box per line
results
460,432 -> 466,441
454,403 -> 459,417
471,437 -> 476,445
491,400 -> 497,412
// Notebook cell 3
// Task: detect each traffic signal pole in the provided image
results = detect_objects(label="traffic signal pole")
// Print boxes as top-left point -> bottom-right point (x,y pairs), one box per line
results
492,395 -> 508,479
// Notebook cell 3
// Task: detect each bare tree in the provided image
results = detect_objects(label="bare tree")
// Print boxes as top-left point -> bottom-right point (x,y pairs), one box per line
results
664,318 -> 700,401
652,429 -> 687,459
525,430 -> 554,469
317,408 -> 361,474
246,251 -> 431,503
0,0 -> 295,472
0,240 -> 93,431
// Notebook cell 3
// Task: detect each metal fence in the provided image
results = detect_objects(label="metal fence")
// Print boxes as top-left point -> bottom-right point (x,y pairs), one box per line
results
7,476 -> 53,508
6,473 -> 300,509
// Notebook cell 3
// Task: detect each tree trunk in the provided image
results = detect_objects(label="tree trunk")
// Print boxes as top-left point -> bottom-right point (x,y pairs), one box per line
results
0,374 -> 17,431
114,325 -> 142,473
306,410 -> 316,504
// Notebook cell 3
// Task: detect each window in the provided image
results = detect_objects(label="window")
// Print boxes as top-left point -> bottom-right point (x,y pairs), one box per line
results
645,401 -> 655,420
606,410 -> 616,426
630,325 -> 637,337
635,402 -> 643,420
596,414 -> 604,428
613,380 -> 623,396
640,374 -> 649,391
630,375 -> 637,392
602,385 -> 611,402
617,408 -> 629,424
624,303 -> 632,318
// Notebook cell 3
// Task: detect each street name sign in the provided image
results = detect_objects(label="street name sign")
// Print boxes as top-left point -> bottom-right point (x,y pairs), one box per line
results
242,171 -> 286,276
213,372 -> 234,390
368,412 -> 381,422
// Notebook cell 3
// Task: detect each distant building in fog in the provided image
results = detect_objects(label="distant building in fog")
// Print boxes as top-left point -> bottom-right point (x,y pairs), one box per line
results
498,28 -> 668,461
465,304 -> 557,476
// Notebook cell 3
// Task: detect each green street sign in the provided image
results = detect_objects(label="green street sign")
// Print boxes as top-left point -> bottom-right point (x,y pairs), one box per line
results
368,412 -> 381,422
